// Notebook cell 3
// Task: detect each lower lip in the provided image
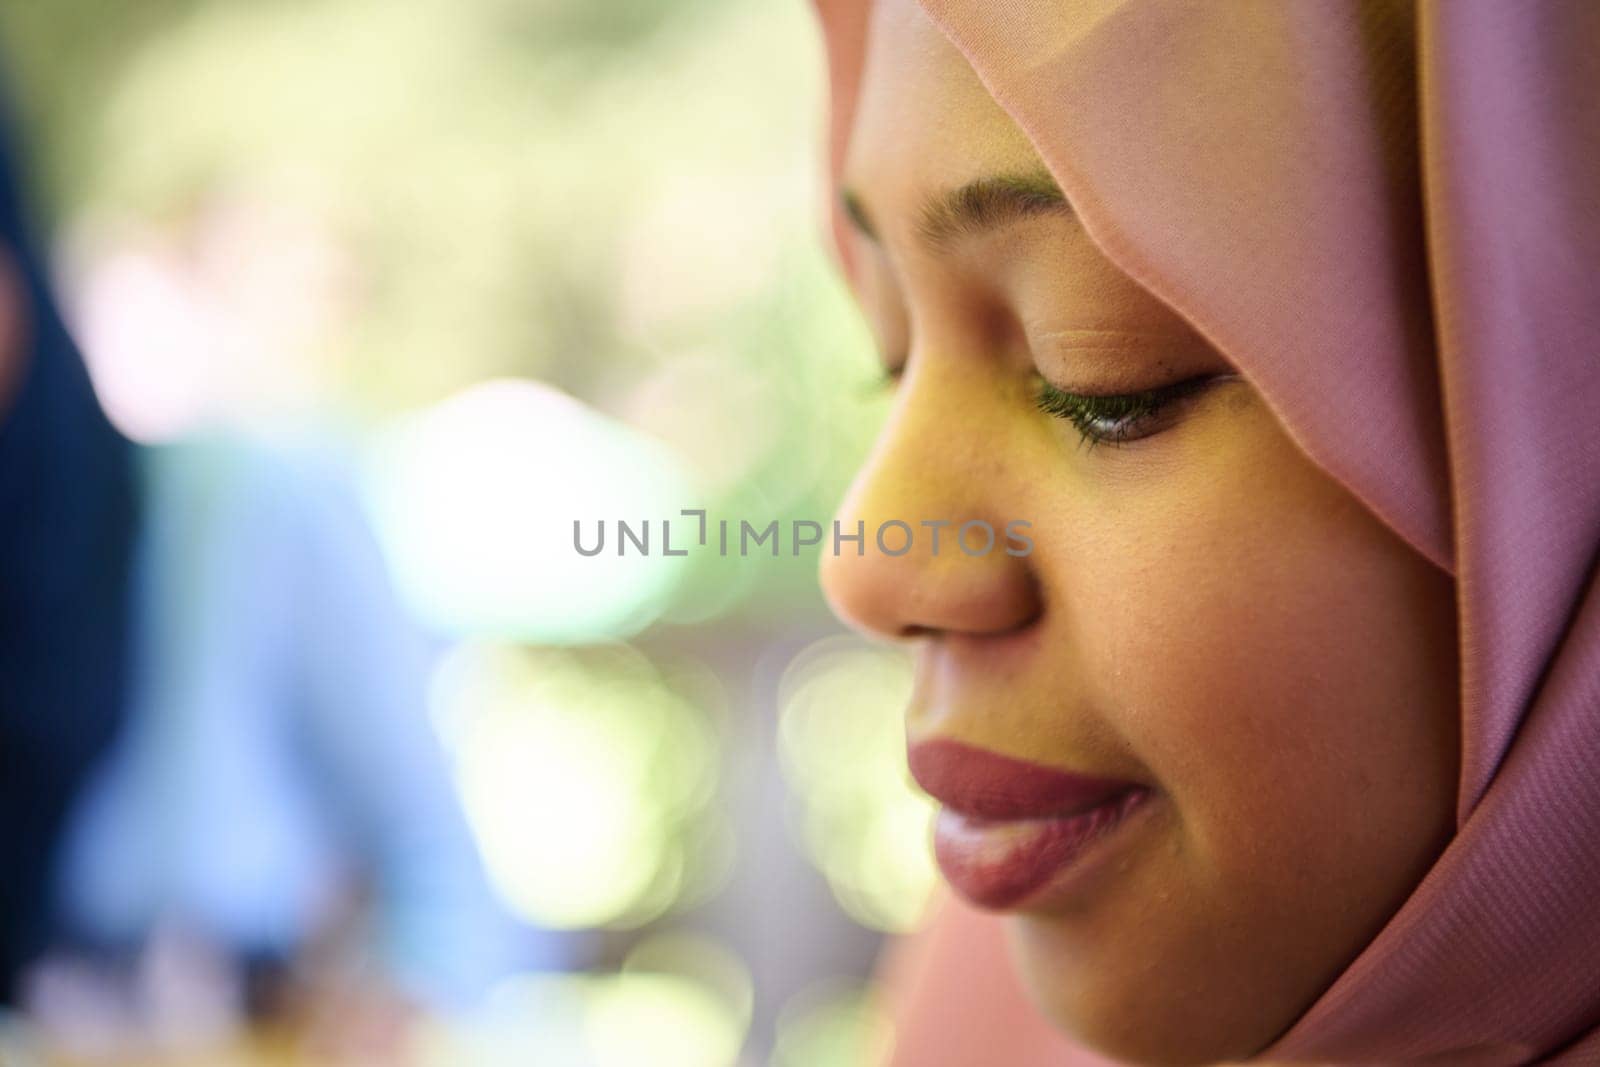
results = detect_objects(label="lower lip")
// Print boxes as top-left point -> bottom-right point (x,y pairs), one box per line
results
933,789 -> 1152,911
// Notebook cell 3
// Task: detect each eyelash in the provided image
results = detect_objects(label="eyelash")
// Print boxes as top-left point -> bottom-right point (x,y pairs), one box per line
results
1033,374 -> 1218,450
870,360 -> 1226,450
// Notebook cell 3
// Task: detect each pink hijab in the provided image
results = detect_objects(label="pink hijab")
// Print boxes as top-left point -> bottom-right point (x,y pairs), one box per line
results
813,1 -> 1600,1062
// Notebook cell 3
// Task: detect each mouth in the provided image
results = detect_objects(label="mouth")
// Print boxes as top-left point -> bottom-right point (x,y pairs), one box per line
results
909,737 -> 1153,911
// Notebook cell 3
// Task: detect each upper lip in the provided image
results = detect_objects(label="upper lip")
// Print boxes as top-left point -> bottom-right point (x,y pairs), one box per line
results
907,737 -> 1142,820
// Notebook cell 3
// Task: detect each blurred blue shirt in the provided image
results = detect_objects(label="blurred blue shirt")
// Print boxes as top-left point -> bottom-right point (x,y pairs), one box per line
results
51,435 -> 529,1009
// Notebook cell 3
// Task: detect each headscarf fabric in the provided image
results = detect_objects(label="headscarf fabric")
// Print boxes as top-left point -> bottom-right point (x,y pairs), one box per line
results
0,69 -> 139,1002
813,1 -> 1600,1062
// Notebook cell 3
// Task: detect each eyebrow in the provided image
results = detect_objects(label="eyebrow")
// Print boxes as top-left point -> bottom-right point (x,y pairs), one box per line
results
840,170 -> 1073,253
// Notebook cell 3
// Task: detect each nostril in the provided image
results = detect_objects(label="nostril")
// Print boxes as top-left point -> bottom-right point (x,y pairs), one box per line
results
819,524 -> 1044,643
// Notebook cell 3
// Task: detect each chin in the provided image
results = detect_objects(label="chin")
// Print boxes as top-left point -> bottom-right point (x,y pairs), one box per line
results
1006,913 -> 1287,1067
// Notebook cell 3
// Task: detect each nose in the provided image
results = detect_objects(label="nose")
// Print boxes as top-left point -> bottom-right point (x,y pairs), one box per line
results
820,359 -> 1042,642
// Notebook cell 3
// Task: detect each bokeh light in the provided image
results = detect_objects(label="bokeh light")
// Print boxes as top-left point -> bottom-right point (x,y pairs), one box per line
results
0,0 -> 925,1059
777,636 -> 938,933
417,932 -> 753,1067
432,641 -> 729,930
771,978 -> 895,1067
588,932 -> 753,1067
365,378 -> 698,643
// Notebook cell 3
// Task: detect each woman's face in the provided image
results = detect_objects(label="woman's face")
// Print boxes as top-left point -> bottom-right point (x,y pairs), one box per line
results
818,2 -> 1460,1063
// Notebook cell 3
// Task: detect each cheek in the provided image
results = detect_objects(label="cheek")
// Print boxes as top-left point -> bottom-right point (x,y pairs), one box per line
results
1085,399 -> 1459,872
1117,485 -> 1459,939
1019,391 -> 1459,1059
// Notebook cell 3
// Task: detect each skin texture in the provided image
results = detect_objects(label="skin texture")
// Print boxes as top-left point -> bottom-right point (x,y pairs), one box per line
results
817,2 -> 1461,1064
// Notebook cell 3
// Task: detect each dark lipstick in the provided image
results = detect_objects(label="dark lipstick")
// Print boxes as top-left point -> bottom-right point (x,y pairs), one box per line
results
908,738 -> 1151,910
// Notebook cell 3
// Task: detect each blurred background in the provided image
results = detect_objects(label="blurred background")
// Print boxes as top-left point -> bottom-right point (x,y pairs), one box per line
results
0,1 -> 937,1064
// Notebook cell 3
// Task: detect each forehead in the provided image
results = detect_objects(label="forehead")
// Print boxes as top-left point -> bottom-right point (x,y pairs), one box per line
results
842,0 -> 1047,232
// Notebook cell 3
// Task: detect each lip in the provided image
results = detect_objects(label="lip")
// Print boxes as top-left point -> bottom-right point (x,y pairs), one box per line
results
908,737 -> 1141,820
909,738 -> 1151,910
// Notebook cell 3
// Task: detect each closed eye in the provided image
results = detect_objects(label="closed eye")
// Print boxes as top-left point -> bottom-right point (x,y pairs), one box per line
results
1034,374 -> 1232,449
